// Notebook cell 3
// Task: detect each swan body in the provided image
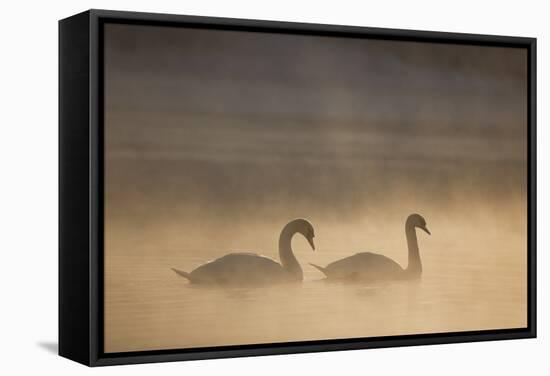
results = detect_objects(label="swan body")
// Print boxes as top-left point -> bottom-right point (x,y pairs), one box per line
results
172,253 -> 292,285
172,219 -> 315,286
310,252 -> 404,282
310,214 -> 430,283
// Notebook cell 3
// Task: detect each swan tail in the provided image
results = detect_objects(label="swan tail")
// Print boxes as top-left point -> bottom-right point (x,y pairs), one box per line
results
309,263 -> 328,276
171,268 -> 195,283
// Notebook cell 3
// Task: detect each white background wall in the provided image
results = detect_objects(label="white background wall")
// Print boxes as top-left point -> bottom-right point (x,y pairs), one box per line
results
0,0 -> 546,374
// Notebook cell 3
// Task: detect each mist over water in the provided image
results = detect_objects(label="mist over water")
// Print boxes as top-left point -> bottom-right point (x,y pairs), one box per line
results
103,24 -> 527,352
104,207 -> 526,352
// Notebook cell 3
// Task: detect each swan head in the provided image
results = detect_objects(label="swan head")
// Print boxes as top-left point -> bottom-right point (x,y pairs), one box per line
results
288,218 -> 316,250
407,213 -> 430,235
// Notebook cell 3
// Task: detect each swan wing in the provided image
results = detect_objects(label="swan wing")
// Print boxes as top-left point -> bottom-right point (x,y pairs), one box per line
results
190,252 -> 286,285
325,252 -> 404,281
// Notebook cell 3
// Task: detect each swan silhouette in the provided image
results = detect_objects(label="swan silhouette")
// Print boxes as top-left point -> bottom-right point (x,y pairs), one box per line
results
171,219 -> 315,286
310,214 -> 430,282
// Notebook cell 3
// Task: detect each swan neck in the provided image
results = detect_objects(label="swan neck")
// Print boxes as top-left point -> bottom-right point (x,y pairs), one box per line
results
406,223 -> 422,276
278,223 -> 303,281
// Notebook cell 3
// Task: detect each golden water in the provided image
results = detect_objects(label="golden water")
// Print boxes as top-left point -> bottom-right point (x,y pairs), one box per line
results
104,213 -> 526,353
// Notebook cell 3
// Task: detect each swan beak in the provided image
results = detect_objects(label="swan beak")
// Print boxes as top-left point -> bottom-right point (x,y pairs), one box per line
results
422,226 -> 431,235
308,237 -> 316,251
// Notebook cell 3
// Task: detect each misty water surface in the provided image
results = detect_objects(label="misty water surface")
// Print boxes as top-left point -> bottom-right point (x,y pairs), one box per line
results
104,207 -> 526,352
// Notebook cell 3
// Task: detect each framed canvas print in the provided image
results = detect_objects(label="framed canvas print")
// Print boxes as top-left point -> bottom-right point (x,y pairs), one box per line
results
59,9 -> 536,366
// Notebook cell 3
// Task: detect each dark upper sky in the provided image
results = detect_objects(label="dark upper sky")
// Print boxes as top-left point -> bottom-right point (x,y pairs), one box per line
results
104,23 -> 527,136
103,23 -> 528,223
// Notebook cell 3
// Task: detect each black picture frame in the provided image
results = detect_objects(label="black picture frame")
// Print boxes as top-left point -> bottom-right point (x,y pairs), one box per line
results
59,9 -> 537,367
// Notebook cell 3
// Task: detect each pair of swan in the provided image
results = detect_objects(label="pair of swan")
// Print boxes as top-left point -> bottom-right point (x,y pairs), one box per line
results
171,214 -> 430,286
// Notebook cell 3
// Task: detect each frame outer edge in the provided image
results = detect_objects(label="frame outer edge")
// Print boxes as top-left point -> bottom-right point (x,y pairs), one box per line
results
71,8 -> 537,366
529,38 -> 537,338
59,10 -> 93,366
89,9 -> 101,367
